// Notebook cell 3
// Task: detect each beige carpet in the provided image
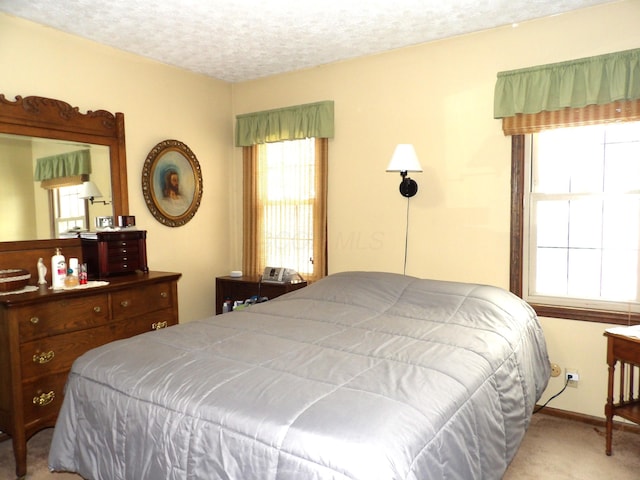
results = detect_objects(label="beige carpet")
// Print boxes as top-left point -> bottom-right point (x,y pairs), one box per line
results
1,414 -> 639,479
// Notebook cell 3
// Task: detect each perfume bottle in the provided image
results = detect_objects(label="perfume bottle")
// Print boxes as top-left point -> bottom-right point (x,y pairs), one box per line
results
79,263 -> 88,285
64,268 -> 79,288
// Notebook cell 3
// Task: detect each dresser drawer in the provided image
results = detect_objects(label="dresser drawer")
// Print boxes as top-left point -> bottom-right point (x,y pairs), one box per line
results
18,295 -> 110,342
107,241 -> 140,272
111,282 -> 175,321
107,237 -> 140,254
107,255 -> 141,274
112,309 -> 177,338
20,324 -> 116,381
22,371 -> 68,425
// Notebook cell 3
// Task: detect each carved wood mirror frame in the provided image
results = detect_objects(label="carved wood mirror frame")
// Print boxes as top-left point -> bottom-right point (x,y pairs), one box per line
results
0,94 -> 129,232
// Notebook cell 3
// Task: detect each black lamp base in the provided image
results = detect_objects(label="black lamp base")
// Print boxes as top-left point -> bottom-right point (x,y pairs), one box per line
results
399,178 -> 418,197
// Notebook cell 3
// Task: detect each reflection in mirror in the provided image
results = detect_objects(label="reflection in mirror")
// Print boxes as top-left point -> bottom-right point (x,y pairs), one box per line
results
0,93 -> 129,244
2,133 -> 112,241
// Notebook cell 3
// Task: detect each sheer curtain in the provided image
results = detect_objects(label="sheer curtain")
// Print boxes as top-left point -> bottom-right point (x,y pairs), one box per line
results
242,138 -> 327,282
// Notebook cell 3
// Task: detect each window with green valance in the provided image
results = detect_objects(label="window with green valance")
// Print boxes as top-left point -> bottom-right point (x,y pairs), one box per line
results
34,149 -> 92,188
494,48 -> 640,119
235,101 -> 334,147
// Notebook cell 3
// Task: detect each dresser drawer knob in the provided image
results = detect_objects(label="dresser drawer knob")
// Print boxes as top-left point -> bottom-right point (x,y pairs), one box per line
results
120,300 -> 129,308
160,292 -> 167,298
93,306 -> 102,313
30,316 -> 40,325
32,351 -> 55,364
33,391 -> 55,407
152,321 -> 168,330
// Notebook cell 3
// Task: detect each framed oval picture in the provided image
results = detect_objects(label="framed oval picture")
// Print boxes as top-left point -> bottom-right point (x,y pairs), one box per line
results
142,139 -> 203,227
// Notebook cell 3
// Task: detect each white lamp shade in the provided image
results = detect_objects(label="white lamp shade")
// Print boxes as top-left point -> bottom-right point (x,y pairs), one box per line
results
386,144 -> 422,172
79,180 -> 103,199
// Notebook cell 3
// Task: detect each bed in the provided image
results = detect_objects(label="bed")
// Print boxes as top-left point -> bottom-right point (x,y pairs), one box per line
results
49,271 -> 550,479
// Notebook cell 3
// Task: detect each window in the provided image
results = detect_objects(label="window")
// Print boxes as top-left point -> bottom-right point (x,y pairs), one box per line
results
243,138 -> 328,283
53,184 -> 87,236
260,138 -> 315,273
514,122 -> 640,323
496,49 -> 640,324
236,101 -> 333,283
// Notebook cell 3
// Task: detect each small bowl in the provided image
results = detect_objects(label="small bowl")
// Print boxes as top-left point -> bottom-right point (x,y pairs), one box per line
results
0,269 -> 31,293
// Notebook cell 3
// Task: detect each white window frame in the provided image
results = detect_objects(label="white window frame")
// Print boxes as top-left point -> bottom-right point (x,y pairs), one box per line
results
521,125 -> 640,318
259,138 -> 316,276
52,184 -> 87,237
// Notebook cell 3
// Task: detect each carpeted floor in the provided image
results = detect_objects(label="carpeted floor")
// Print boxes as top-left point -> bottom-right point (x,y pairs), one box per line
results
1,413 -> 639,479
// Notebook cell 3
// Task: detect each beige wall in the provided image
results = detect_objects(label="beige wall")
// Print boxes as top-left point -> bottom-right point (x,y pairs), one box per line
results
1,12 -> 233,322
1,140 -> 36,239
231,0 -> 640,418
1,0 -> 638,419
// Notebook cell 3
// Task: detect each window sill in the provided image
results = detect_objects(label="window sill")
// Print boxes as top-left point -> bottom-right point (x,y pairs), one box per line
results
532,303 -> 639,325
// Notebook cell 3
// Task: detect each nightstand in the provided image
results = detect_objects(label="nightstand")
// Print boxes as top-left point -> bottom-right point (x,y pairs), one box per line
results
215,275 -> 307,314
603,327 -> 640,455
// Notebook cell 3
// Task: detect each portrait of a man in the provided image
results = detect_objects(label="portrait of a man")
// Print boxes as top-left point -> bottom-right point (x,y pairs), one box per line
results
152,149 -> 195,218
143,139 -> 202,227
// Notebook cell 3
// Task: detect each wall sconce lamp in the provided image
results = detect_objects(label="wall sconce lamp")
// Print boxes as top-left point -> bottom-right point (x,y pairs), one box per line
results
79,181 -> 111,205
386,144 -> 423,197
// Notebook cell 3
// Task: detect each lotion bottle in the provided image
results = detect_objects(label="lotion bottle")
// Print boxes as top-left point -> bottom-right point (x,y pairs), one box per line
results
51,248 -> 66,290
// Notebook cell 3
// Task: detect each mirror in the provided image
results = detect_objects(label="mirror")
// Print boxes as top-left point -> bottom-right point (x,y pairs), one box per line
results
0,94 -> 128,242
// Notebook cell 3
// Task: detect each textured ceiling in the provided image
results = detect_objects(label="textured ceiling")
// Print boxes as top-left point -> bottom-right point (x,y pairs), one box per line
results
0,0 -> 618,83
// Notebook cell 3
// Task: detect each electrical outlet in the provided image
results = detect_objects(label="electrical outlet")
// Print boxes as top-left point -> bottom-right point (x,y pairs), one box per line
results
550,363 -> 561,377
566,369 -> 580,387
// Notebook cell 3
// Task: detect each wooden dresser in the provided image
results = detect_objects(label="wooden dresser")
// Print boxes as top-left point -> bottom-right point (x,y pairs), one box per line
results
0,270 -> 181,479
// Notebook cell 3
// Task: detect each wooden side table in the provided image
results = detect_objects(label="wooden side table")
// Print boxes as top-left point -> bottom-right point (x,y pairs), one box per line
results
603,328 -> 640,455
215,275 -> 307,314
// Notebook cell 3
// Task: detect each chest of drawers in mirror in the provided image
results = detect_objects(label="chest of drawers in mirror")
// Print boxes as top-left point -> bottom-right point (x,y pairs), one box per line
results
0,271 -> 181,479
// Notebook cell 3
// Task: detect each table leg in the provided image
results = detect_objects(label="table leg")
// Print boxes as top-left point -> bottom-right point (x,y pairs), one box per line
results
605,358 -> 615,456
12,434 -> 27,479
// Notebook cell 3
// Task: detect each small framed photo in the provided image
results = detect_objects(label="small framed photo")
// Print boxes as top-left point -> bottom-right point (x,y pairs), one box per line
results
141,139 -> 203,227
95,216 -> 114,229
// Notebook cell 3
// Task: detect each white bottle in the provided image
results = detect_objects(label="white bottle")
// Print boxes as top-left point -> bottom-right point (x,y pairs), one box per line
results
51,248 -> 66,290
69,257 -> 79,278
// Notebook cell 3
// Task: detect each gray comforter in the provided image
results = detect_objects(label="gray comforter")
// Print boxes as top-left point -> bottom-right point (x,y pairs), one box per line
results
49,271 -> 550,479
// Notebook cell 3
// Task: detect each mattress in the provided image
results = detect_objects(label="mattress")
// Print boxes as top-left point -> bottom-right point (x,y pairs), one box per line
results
49,271 -> 550,479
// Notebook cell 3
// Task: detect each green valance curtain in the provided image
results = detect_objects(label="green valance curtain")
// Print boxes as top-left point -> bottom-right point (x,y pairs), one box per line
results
34,149 -> 92,190
235,101 -> 334,146
34,149 -> 92,181
494,48 -> 640,119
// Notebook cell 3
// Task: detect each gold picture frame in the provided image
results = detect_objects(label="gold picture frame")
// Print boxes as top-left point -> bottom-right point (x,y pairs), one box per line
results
142,139 -> 203,227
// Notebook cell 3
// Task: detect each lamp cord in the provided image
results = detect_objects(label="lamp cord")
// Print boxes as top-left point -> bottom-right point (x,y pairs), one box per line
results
403,195 -> 410,275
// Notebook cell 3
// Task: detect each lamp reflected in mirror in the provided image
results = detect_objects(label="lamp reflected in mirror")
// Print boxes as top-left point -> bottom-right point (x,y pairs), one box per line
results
80,180 -> 111,205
